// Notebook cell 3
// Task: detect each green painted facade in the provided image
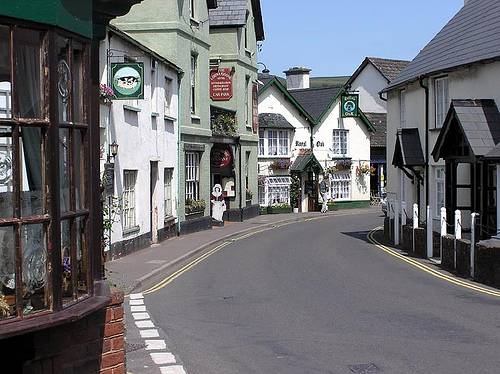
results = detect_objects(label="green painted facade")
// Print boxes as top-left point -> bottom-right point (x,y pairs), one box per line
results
0,1 -> 92,37
113,0 -> 214,223
208,0 -> 262,209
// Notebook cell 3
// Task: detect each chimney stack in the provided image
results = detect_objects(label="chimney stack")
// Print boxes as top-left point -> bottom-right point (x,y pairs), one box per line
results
284,67 -> 311,90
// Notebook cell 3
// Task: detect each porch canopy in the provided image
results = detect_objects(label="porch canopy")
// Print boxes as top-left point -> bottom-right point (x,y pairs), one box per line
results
290,150 -> 323,174
432,99 -> 500,237
259,113 -> 294,130
392,128 -> 425,183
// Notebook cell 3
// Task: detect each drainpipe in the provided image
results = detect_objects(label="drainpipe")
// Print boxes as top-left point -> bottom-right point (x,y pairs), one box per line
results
176,71 -> 183,235
239,138 -> 243,217
419,77 -> 430,212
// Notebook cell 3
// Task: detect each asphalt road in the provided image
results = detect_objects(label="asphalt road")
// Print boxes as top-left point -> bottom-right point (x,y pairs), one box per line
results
143,210 -> 500,374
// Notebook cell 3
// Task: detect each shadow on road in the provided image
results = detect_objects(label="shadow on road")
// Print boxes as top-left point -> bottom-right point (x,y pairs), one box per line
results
341,230 -> 372,244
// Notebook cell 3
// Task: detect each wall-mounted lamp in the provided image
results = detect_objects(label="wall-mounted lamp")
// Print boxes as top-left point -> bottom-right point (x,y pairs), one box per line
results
110,141 -> 119,158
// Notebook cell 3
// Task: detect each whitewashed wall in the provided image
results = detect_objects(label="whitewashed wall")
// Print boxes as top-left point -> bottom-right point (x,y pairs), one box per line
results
99,32 -> 179,249
350,62 -> 388,114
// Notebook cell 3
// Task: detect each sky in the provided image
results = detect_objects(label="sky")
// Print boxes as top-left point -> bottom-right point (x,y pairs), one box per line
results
259,0 -> 464,78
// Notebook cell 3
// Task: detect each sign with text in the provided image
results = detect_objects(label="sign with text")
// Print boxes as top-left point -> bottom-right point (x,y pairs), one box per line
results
341,94 -> 359,118
210,68 -> 233,101
111,62 -> 144,100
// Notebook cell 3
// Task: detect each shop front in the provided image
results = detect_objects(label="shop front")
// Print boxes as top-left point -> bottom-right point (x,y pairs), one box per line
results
0,1 -> 143,372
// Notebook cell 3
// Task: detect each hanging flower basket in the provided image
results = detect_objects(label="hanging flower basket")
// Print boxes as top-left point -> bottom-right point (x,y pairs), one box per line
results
356,164 -> 372,176
269,160 -> 292,171
100,84 -> 115,105
326,160 -> 352,174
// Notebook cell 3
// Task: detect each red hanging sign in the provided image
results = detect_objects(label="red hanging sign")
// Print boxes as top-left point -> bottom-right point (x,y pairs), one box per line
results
210,68 -> 233,101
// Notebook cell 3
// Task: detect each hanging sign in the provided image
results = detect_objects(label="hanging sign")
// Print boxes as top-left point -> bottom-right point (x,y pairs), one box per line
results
210,68 -> 233,101
103,163 -> 115,196
341,94 -> 359,118
111,62 -> 144,100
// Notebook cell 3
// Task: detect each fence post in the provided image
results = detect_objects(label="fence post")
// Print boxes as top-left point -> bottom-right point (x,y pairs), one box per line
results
388,199 -> 393,242
401,201 -> 407,241
470,213 -> 479,279
394,200 -> 400,246
427,206 -> 433,259
454,210 -> 462,269
413,203 -> 419,253
440,207 -> 447,259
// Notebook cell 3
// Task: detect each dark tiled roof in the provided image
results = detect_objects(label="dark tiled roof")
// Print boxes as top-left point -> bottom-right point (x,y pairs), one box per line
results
367,57 -> 410,82
289,87 -> 342,122
387,0 -> 500,91
310,76 -> 350,89
290,150 -> 323,173
393,128 -> 425,167
209,0 -> 265,41
433,99 -> 500,160
259,113 -> 294,129
258,73 -> 285,87
365,112 -> 387,148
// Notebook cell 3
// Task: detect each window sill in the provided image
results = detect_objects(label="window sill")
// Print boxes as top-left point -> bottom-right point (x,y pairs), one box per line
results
123,105 -> 141,113
164,115 -> 177,122
330,155 -> 352,160
151,112 -> 160,117
190,18 -> 200,27
123,225 -> 140,236
245,49 -> 253,58
164,215 -> 176,223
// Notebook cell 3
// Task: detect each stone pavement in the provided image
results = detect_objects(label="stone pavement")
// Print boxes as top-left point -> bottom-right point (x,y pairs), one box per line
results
105,208 -> 376,294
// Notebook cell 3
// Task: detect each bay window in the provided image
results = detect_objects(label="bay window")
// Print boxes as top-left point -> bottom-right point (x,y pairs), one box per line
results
259,129 -> 290,157
332,129 -> 348,156
0,23 -> 92,323
331,173 -> 351,200
259,177 -> 291,206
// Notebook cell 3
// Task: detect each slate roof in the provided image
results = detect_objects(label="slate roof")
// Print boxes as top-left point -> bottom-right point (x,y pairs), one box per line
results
209,0 -> 265,41
259,113 -> 294,130
393,128 -> 425,167
289,87 -> 343,123
347,57 -> 409,86
432,99 -> 500,160
365,113 -> 387,148
386,0 -> 500,91
290,149 -> 323,173
310,76 -> 350,89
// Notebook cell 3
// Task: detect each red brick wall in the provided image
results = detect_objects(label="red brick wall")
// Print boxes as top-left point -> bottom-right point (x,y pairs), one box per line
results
101,291 -> 126,374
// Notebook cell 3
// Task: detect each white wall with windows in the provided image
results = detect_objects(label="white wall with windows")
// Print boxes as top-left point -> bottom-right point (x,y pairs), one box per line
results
349,62 -> 389,114
99,28 -> 179,249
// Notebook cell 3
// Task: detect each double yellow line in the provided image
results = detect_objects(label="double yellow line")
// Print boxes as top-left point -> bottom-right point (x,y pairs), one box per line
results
367,228 -> 500,298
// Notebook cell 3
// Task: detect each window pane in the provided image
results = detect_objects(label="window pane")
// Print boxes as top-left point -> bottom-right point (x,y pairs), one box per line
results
76,216 -> 87,296
72,42 -> 84,123
0,125 -> 14,218
74,130 -> 85,210
61,219 -> 72,302
56,37 -> 70,122
22,224 -> 47,315
14,29 -> 43,119
0,26 -> 12,119
21,127 -> 43,216
0,226 -> 15,319
59,129 -> 70,212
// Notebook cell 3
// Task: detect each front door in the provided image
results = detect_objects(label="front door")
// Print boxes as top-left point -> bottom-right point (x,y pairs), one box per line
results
150,161 -> 159,244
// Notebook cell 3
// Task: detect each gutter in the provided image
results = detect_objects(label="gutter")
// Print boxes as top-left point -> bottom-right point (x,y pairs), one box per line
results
419,77 -> 430,211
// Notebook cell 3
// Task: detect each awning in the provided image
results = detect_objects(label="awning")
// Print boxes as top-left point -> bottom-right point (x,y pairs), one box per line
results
290,150 -> 323,173
392,128 -> 425,167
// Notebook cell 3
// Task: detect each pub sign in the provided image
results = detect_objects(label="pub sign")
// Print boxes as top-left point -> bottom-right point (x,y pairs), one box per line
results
341,94 -> 359,118
210,68 -> 233,101
111,62 -> 144,100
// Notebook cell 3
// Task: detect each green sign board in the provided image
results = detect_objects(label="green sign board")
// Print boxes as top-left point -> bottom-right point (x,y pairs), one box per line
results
111,63 -> 144,100
341,94 -> 359,118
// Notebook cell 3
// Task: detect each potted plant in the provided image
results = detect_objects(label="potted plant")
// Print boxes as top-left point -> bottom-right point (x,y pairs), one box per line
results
211,113 -> 237,136
267,203 -> 293,214
185,198 -> 206,219
290,174 -> 300,213
99,83 -> 115,105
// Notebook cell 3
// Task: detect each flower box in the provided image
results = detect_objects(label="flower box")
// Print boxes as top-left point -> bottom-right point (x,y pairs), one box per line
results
267,205 -> 293,214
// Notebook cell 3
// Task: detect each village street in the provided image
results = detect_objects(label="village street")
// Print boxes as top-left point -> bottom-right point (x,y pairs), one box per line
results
124,209 -> 500,374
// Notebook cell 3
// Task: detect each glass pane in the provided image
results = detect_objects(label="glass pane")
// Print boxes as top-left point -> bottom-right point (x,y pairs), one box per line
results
72,42 -> 84,123
59,128 -> 70,212
0,125 -> 14,218
21,127 -> 43,216
14,29 -> 43,119
22,224 -> 47,315
0,26 -> 12,119
61,219 -> 72,302
56,37 -> 70,122
74,130 -> 84,210
76,216 -> 87,296
0,226 -> 15,319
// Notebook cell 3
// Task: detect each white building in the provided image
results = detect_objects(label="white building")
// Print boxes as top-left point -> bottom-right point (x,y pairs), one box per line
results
258,68 -> 374,212
383,0 -> 500,237
99,26 -> 181,260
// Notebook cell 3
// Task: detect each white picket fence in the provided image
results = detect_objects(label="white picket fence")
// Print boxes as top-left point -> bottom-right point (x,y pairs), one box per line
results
386,200 -> 479,278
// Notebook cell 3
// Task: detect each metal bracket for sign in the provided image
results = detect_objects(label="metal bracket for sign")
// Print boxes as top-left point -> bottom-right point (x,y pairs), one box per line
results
106,48 -> 146,85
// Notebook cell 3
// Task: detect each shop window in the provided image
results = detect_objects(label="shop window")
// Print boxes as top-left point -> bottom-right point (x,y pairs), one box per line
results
0,24 -> 91,323
185,152 -> 200,201
331,173 -> 351,200
263,177 -> 291,206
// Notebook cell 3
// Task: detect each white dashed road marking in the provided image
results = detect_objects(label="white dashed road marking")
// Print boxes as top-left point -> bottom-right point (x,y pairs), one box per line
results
132,312 -> 151,320
150,352 -> 176,365
131,305 -> 147,312
135,320 -> 155,329
130,299 -> 144,305
129,293 -> 144,299
160,366 -> 187,374
145,339 -> 167,350
140,329 -> 160,338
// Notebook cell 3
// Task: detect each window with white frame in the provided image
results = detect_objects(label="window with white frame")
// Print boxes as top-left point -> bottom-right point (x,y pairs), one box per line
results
123,170 -> 137,230
189,0 -> 196,19
164,77 -> 173,117
164,168 -> 173,217
330,173 -> 351,200
400,89 -> 406,128
190,54 -> 197,114
258,178 -> 266,206
185,152 -> 200,200
258,130 -> 265,156
332,129 -> 348,156
266,177 -> 291,205
260,129 -> 290,157
435,77 -> 449,128
435,167 -> 445,213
